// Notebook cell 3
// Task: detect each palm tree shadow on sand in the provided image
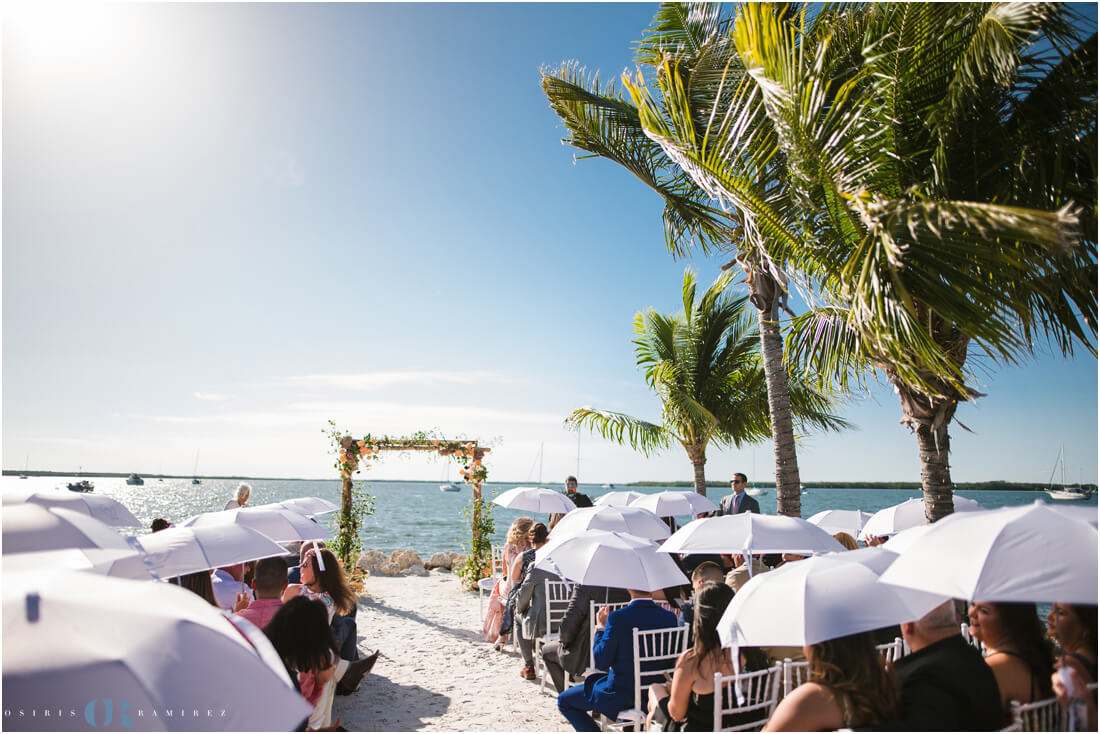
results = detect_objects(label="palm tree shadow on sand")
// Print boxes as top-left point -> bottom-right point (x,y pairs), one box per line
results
333,676 -> 450,731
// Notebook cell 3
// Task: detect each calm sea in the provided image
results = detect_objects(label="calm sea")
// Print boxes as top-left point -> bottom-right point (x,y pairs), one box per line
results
5,476 -> 1094,558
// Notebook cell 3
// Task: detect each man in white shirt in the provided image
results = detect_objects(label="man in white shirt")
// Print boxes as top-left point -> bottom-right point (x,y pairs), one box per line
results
210,563 -> 253,611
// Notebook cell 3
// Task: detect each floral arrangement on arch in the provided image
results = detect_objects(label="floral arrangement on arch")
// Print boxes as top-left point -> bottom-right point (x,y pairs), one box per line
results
328,424 -> 488,485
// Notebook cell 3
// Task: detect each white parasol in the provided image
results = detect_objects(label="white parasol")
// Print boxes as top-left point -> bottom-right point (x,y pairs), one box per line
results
2,489 -> 141,527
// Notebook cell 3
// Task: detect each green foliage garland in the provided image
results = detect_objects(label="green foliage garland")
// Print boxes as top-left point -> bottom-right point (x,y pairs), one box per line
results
455,492 -> 495,592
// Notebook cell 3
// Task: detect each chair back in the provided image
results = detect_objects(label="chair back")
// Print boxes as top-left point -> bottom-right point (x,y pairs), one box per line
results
1008,697 -> 1068,732
713,662 -> 782,731
491,544 -> 505,578
961,622 -> 985,652
589,601 -> 630,673
875,637 -> 905,663
782,658 -> 810,697
589,599 -> 681,674
631,625 -> 690,714
544,579 -> 571,635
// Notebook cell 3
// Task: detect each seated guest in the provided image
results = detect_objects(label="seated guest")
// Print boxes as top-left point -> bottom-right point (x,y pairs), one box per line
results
679,561 -> 726,633
211,563 -> 254,611
557,588 -> 678,731
833,532 -> 859,550
236,556 -> 289,629
513,526 -> 553,680
484,516 -> 533,646
500,523 -> 548,642
263,596 -> 342,731
724,553 -> 769,593
762,630 -> 900,731
968,601 -> 1054,716
874,601 -> 1002,731
1047,603 -> 1097,684
646,582 -> 741,731
541,584 -> 631,693
175,570 -> 218,606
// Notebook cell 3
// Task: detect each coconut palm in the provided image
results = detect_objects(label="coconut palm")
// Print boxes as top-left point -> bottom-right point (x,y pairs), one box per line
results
567,269 -> 849,496
621,3 -> 1096,520
542,4 -> 814,515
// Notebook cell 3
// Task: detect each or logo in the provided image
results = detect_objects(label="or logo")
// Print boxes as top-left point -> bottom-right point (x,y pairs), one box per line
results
84,699 -> 132,729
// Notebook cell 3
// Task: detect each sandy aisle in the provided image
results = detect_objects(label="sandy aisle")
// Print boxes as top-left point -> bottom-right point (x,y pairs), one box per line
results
333,570 -> 572,732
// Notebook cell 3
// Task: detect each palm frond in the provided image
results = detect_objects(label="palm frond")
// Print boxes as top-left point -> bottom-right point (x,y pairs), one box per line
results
565,408 -> 672,456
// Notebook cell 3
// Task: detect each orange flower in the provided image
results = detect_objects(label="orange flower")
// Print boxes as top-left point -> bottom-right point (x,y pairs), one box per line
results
465,442 -> 474,450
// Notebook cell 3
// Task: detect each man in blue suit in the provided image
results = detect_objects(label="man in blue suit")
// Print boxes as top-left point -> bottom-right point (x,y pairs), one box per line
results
719,473 -> 760,515
557,589 -> 678,731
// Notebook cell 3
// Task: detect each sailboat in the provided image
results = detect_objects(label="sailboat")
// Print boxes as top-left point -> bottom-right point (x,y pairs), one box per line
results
439,461 -> 460,492
745,448 -> 766,495
191,450 -> 202,485
1046,445 -> 1093,501
19,455 -> 28,479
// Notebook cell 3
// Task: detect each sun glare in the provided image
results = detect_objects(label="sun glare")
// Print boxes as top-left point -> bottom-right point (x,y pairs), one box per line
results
3,1 -> 128,66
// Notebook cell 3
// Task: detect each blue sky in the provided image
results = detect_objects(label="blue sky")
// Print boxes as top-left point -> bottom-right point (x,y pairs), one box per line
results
3,2 -> 1097,486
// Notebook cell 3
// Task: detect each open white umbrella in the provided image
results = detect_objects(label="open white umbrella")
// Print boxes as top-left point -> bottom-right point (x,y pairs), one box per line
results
879,501 -> 1098,604
533,530 -> 688,591
2,548 -> 154,580
179,506 -> 329,543
717,554 -> 949,648
629,490 -> 718,517
806,509 -> 873,537
1044,503 -> 1098,528
859,495 -> 983,540
659,513 -> 845,557
3,489 -> 141,527
492,486 -> 576,514
136,525 -> 290,579
2,569 -> 312,731
548,506 -> 671,541
594,490 -> 647,507
3,505 -> 134,555
273,497 -> 340,516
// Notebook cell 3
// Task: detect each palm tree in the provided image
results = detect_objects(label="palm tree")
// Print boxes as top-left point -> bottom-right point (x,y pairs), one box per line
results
567,269 -> 849,496
622,3 -> 1096,520
542,4 -> 814,515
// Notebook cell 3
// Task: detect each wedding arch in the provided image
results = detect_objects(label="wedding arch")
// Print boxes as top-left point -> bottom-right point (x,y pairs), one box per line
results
327,423 -> 491,588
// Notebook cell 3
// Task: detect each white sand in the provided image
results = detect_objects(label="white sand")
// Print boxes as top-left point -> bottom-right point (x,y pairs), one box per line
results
333,571 -> 573,732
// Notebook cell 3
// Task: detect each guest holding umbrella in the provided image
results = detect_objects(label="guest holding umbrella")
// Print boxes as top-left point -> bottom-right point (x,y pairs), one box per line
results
762,630 -> 900,730
968,601 -> 1054,716
1047,603 -> 1097,684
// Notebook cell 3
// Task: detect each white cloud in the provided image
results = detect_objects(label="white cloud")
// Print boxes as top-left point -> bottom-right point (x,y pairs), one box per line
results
194,392 -> 229,401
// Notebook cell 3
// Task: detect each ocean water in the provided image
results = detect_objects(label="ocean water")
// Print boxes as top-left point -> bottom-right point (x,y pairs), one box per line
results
4,475 -> 1093,558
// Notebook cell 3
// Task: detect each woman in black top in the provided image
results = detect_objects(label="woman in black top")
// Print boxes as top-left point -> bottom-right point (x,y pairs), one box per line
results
1048,603 -> 1098,684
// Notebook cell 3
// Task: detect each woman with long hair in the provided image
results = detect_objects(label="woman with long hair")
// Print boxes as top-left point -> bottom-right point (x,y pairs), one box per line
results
283,545 -> 356,621
969,601 -> 1054,714
263,597 -> 341,730
175,571 -> 217,606
763,630 -> 900,730
498,522 -> 548,643
483,516 -> 533,645
646,582 -> 742,731
1048,603 -> 1097,684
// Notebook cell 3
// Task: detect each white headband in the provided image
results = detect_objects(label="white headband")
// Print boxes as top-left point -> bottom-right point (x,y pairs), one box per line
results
310,540 -> 326,572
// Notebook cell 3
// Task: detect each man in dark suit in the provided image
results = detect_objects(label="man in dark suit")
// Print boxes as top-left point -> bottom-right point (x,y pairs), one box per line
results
557,589 -> 678,731
719,473 -> 759,515
515,565 -> 558,680
564,476 -> 593,508
875,601 -> 1003,731
541,584 -> 631,693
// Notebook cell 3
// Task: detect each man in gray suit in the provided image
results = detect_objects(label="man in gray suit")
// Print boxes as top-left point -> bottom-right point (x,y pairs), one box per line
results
540,584 -> 631,693
719,473 -> 760,515
515,565 -> 558,680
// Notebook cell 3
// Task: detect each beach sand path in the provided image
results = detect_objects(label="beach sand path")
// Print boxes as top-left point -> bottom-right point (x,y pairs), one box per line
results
333,571 -> 573,731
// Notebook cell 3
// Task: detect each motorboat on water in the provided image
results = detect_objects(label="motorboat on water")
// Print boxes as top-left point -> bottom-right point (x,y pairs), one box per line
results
602,483 -> 615,489
192,478 -> 202,485
746,486 -> 766,496
439,483 -> 461,492
67,480 -> 94,493
1046,445 -> 1094,501
126,473 -> 144,486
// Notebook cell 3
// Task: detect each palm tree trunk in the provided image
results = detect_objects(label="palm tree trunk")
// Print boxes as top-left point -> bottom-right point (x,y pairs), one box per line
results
893,380 -> 960,522
748,267 -> 802,517
691,457 -> 708,496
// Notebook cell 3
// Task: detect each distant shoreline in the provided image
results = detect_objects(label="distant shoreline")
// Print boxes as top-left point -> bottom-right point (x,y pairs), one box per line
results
4,470 -> 1094,492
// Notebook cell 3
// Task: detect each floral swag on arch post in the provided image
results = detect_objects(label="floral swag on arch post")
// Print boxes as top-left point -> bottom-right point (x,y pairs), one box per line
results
327,422 -> 493,590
